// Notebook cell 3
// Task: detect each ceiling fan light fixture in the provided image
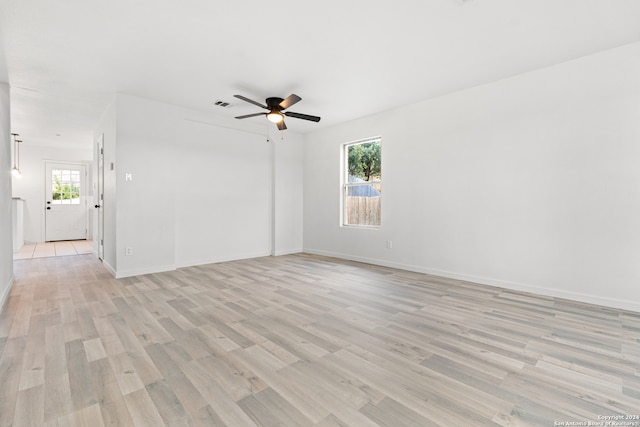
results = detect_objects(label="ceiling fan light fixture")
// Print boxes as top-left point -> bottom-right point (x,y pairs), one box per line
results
266,111 -> 284,123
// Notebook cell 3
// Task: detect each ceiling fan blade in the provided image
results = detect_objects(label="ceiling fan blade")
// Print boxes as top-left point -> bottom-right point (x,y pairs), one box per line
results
284,111 -> 321,122
235,113 -> 266,119
234,94 -> 268,109
277,120 -> 287,131
279,94 -> 302,110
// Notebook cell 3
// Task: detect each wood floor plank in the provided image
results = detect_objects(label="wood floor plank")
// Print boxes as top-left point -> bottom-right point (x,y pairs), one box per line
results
108,351 -> 145,396
285,358 -> 385,409
146,380 -> 193,427
43,369 -> 73,421
122,387 -> 166,427
128,350 -> 163,386
19,314 -> 46,390
18,349 -> 45,391
84,337 -> 107,362
276,363 -> 383,427
238,387 -> 314,426
13,384 -> 45,427
66,339 -> 99,411
89,357 -> 135,427
326,347 -> 503,426
196,354 -> 268,402
0,337 -> 26,425
179,358 -> 258,427
8,287 -> 33,338
143,343 -> 213,423
232,344 -> 331,423
108,312 -> 147,354
3,253 -> 640,426
315,414 -> 351,427
71,403 -> 106,427
158,317 -> 213,359
360,396 -> 439,427
197,323 -> 242,352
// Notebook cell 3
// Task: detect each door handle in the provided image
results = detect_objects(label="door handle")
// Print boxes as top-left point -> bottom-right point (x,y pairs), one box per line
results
95,205 -> 101,208
46,201 -> 51,204
46,207 -> 51,210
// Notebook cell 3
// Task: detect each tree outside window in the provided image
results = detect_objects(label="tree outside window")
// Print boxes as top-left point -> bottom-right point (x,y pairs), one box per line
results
51,169 -> 81,205
343,138 -> 381,226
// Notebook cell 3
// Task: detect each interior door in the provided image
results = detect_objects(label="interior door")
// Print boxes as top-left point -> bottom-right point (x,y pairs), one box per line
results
96,135 -> 104,259
45,162 -> 88,241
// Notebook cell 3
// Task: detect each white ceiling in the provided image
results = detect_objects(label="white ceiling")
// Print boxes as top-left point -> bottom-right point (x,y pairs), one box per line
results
1,0 -> 640,149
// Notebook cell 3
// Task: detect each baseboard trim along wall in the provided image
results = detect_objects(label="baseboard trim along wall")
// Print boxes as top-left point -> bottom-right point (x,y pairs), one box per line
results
104,250 -> 280,278
102,260 -> 117,278
115,264 -> 177,279
303,248 -> 640,314
273,248 -> 303,257
175,250 -> 272,269
0,274 -> 14,315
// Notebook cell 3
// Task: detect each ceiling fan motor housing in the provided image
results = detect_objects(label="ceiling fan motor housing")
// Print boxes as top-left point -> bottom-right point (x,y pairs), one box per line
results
266,97 -> 285,111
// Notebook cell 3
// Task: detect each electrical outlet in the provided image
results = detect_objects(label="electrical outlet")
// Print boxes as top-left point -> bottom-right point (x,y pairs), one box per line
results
386,240 -> 393,249
125,247 -> 133,256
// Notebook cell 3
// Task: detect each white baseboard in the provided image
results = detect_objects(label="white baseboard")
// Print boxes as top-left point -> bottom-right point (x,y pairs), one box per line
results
0,273 -> 14,315
303,248 -> 640,313
107,250 -> 282,277
115,264 -> 177,279
175,251 -> 271,269
102,260 -> 117,277
273,248 -> 303,257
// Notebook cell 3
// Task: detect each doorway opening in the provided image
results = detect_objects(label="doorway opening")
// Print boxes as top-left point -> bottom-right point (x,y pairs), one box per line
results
44,161 -> 89,242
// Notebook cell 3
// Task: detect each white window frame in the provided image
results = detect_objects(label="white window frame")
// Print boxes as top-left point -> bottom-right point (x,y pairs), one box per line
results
341,136 -> 382,228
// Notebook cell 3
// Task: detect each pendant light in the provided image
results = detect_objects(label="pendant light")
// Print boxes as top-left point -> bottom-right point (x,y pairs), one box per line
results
11,133 -> 21,179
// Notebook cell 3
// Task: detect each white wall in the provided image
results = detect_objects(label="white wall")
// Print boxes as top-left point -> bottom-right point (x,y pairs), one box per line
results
0,83 -> 13,311
107,94 -> 304,277
11,144 -> 92,243
303,42 -> 640,312
114,95 -> 177,276
174,117 -> 270,267
273,132 -> 304,256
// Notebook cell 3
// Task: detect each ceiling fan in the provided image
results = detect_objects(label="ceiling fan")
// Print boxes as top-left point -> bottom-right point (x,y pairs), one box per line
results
234,94 -> 321,130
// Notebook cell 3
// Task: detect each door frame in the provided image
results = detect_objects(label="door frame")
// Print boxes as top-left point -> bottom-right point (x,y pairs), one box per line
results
42,159 -> 92,242
95,134 -> 104,260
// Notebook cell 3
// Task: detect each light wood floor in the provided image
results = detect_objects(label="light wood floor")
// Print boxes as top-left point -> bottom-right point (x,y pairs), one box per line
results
1,254 -> 639,426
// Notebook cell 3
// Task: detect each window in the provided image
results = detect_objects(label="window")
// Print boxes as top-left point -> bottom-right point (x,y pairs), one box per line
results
51,169 -> 81,205
343,137 -> 381,227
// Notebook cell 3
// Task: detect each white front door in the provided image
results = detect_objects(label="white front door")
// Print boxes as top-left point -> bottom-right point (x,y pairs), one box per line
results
45,162 -> 88,241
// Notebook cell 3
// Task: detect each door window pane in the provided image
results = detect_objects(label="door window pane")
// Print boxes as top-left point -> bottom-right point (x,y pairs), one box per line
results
51,168 -> 81,205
